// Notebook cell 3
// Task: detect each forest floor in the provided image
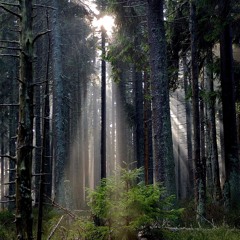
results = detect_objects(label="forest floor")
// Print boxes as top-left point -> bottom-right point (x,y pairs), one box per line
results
1,208 -> 240,239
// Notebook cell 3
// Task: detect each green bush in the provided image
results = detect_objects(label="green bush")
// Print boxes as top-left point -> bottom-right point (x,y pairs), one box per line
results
87,166 -> 182,239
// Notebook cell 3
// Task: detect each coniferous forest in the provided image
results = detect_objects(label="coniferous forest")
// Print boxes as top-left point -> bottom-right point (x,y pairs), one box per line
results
0,0 -> 240,239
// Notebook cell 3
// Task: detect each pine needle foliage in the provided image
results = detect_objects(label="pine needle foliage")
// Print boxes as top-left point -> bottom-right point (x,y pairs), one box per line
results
87,166 -> 183,239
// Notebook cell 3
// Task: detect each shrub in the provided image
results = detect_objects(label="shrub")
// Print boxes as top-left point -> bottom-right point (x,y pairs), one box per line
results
87,166 -> 182,239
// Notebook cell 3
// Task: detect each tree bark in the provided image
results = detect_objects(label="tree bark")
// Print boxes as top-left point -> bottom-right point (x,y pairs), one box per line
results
219,0 -> 240,210
190,0 -> 206,221
16,0 -> 34,238
147,0 -> 175,194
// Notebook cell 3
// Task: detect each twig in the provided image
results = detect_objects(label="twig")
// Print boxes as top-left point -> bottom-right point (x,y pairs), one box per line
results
47,215 -> 64,240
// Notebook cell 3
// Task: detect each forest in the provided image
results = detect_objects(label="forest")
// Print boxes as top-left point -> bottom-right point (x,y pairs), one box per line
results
0,0 -> 240,239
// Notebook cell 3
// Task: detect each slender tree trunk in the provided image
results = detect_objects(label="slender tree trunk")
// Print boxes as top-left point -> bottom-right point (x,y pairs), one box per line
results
101,26 -> 106,180
205,50 -> 222,203
16,0 -> 34,238
134,67 -> 144,172
144,72 -> 153,184
147,0 -> 175,194
183,55 -> 194,197
190,0 -> 206,221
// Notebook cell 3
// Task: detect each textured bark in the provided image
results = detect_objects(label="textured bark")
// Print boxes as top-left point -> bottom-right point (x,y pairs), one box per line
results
205,51 -> 222,203
219,0 -> 240,210
51,0 -> 68,205
190,0 -> 206,221
16,0 -> 34,239
147,0 -> 175,194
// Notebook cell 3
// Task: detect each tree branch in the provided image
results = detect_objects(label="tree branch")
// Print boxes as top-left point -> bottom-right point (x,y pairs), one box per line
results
0,53 -> 20,57
0,5 -> 21,18
33,30 -> 51,44
33,4 -> 56,10
0,104 -> 19,107
0,40 -> 19,44
0,2 -> 20,8
0,155 -> 16,162
0,46 -> 21,50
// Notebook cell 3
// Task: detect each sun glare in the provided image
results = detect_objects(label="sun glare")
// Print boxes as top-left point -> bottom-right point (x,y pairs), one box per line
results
92,15 -> 115,35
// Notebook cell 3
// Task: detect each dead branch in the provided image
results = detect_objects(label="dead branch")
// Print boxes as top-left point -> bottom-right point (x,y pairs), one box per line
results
0,54 -> 20,57
0,46 -> 21,50
0,40 -> 19,44
0,2 -> 20,8
0,155 -> 16,162
33,4 -> 56,10
47,215 -> 64,240
0,5 -> 21,18
44,194 -> 77,219
0,104 -> 19,106
4,181 -> 15,185
33,30 -> 51,45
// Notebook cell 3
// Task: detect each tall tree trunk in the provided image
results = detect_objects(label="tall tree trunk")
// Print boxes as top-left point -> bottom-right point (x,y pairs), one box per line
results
51,0 -> 68,205
205,50 -> 222,203
134,67 -> 144,172
190,0 -> 206,221
147,0 -> 175,194
144,72 -> 153,184
16,0 -> 34,238
182,55 -> 194,197
219,0 -> 240,210
101,26 -> 106,180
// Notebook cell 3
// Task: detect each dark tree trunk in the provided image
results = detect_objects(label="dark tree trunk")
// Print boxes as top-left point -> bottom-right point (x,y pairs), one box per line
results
101,26 -> 106,180
219,0 -> 240,210
190,0 -> 206,221
134,67 -> 144,173
143,72 -> 153,185
16,0 -> 34,238
183,55 -> 194,197
147,0 -> 175,194
205,50 -> 222,203
51,0 -> 68,205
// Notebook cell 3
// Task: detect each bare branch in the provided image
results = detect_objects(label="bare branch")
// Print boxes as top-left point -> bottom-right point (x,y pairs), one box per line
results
0,46 -> 21,50
0,40 -> 19,44
0,2 -> 20,8
33,30 -> 51,44
4,181 -> 15,185
0,53 -> 20,57
0,5 -> 21,18
47,215 -> 64,240
0,155 -> 16,162
44,194 -> 77,219
0,103 -> 19,107
33,4 -> 56,10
